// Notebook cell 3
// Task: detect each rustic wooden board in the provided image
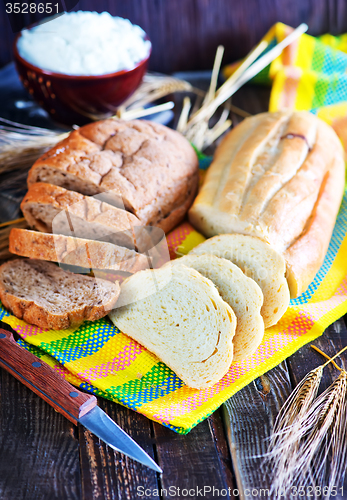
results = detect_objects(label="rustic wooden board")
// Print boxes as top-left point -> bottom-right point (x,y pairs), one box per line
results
153,409 -> 235,500
0,75 -> 346,499
223,363 -> 292,499
0,0 -> 343,72
79,398 -> 159,500
222,320 -> 347,499
207,409 -> 236,494
0,369 -> 81,500
218,86 -> 347,498
288,319 -> 347,396
287,319 -> 347,500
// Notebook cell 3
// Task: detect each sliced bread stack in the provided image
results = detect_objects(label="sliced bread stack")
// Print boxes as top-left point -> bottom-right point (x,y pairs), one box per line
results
4,118 -> 199,329
2,118 -> 292,387
21,182 -> 142,249
167,254 -> 264,362
109,264 -> 237,389
110,233 -> 290,388
10,182 -> 157,273
9,228 -> 149,273
9,118 -> 199,272
26,118 -> 199,232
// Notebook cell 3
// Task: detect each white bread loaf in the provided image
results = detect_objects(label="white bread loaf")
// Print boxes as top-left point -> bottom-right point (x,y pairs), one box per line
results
189,111 -> 345,297
0,259 -> 120,330
189,234 -> 290,327
109,264 -> 236,389
169,254 -> 264,362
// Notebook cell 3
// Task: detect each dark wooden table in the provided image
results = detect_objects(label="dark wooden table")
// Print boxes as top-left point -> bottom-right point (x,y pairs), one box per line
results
0,81 -> 347,500
1,0 -> 347,72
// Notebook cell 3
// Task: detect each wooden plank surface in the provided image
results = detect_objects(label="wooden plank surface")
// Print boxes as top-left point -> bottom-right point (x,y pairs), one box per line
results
0,76 -> 346,500
221,86 -> 347,498
0,75 -> 262,500
222,321 -> 347,500
153,409 -> 235,500
79,399 -> 159,500
220,80 -> 276,500
0,0 -> 345,72
223,363 -> 292,500
287,319 -> 347,500
0,369 -> 81,500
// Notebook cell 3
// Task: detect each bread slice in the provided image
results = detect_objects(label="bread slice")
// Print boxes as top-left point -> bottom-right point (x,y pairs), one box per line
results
190,234 -> 290,327
21,182 -> 167,257
21,182 -> 143,250
0,259 -> 120,330
109,264 -> 236,389
9,228 -> 149,274
171,254 -> 264,362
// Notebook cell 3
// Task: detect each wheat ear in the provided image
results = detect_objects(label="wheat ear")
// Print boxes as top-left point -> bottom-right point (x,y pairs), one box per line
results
296,370 -> 347,491
266,345 -> 347,498
267,365 -> 324,494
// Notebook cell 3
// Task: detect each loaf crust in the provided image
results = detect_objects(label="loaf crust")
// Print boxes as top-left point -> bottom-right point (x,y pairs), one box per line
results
189,111 -> 345,297
0,259 -> 120,330
284,153 -> 346,297
27,119 -> 199,233
9,228 -> 149,273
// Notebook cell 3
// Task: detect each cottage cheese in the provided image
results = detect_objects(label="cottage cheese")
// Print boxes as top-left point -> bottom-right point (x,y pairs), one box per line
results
17,11 -> 151,76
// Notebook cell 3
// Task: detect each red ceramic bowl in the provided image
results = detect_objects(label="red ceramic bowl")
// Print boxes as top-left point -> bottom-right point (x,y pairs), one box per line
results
13,31 -> 151,126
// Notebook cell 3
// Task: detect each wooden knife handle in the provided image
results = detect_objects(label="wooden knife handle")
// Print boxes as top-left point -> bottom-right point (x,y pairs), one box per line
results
0,327 -> 97,425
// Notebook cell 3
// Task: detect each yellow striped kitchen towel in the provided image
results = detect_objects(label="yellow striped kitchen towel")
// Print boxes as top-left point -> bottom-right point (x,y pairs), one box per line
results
1,197 -> 347,434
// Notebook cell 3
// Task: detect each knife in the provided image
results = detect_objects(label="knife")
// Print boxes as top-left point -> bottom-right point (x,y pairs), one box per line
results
0,323 -> 162,473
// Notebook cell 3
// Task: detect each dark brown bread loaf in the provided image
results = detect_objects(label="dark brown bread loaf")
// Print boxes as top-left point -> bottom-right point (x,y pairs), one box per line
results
27,119 -> 199,234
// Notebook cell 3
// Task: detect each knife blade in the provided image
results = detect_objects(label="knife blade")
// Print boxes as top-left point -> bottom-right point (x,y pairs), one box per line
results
0,324 -> 162,473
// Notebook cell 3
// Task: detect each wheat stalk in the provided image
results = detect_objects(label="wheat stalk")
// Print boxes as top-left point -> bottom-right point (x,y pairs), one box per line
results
179,23 -> 308,150
267,365 -> 324,495
118,73 -> 192,111
266,345 -> 347,498
299,371 -> 347,490
0,118 -> 69,175
185,39 -> 268,130
117,101 -> 174,121
0,62 -> 253,177
1,23 -> 306,170
0,217 -> 25,229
